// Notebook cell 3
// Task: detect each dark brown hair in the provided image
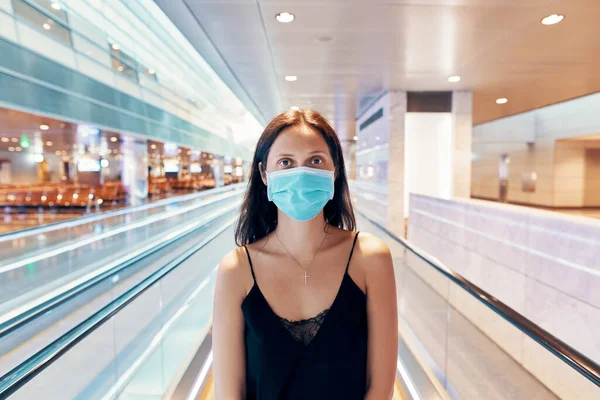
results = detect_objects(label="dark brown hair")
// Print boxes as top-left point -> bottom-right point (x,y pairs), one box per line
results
235,108 -> 355,246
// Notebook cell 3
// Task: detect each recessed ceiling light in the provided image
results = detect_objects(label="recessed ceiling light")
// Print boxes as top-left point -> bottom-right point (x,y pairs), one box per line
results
43,23 -> 51,30
290,106 -> 300,111
285,75 -> 297,82
40,124 -> 49,130
150,144 -> 156,149
46,141 -> 53,146
276,12 -> 295,23
11,138 -> 18,143
353,136 -> 358,141
448,75 -> 461,83
1,137 -> 8,142
496,98 -> 508,104
8,147 -> 14,152
15,147 -> 22,151
541,14 -> 564,25
117,66 -> 124,72
110,136 -> 118,142
51,2 -> 61,10
55,150 -> 61,155
147,69 -> 155,75
111,43 -> 120,50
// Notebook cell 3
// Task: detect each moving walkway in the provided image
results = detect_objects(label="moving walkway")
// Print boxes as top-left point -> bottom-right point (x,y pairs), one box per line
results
0,188 -> 598,399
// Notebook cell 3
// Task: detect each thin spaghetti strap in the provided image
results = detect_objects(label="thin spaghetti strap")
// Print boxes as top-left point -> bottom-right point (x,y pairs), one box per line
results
243,245 -> 256,282
345,232 -> 360,273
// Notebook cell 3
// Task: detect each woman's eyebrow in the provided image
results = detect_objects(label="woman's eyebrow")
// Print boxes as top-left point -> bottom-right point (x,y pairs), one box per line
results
274,150 -> 327,157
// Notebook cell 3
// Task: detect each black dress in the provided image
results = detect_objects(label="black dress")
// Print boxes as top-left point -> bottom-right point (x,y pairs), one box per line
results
241,232 -> 368,399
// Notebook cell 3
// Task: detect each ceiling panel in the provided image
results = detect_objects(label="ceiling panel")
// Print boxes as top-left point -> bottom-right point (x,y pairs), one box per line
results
158,0 -> 600,140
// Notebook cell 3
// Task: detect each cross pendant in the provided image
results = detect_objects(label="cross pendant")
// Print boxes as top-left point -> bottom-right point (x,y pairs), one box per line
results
302,271 -> 310,285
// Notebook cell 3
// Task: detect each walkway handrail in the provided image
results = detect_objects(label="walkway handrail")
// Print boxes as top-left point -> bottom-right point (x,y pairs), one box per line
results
357,209 -> 600,388
0,214 -> 237,398
0,200 -> 240,339
0,189 -> 242,274
0,183 -> 245,243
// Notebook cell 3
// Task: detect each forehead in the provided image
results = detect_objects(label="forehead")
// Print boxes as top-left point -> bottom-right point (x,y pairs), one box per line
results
270,124 -> 330,156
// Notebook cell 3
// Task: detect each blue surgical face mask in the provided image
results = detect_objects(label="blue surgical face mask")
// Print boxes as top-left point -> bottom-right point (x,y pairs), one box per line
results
267,166 -> 335,222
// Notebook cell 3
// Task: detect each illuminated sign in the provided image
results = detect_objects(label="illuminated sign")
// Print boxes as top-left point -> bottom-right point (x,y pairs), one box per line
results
164,161 -> 180,173
190,163 -> 202,173
78,157 -> 101,172
20,135 -> 30,149
77,125 -> 100,136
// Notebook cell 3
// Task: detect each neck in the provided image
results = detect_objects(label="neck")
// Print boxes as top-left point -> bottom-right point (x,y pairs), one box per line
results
274,211 -> 328,255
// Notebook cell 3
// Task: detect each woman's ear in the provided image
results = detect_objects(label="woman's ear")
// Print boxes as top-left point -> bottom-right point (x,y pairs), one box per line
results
258,161 -> 268,186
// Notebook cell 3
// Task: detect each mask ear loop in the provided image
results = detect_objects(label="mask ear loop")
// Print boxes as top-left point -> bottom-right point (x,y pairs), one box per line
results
260,162 -> 273,201
329,171 -> 335,200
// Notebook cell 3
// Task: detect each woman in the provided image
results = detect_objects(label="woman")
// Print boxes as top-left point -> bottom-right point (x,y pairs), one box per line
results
213,109 -> 398,399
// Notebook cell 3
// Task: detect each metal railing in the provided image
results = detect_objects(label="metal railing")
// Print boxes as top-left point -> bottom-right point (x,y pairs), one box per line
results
0,183 -> 244,242
0,209 -> 238,398
0,196 -> 240,339
356,209 -> 600,388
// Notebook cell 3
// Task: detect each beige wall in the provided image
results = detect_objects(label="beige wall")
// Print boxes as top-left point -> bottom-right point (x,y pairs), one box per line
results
472,91 -> 600,208
584,148 -> 600,207
552,140 -> 600,207
472,138 -> 556,207
554,141 -> 586,207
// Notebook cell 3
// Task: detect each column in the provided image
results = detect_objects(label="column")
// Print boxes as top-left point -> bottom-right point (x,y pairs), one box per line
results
212,157 -> 224,187
387,91 -> 407,238
451,91 -> 473,198
340,139 -> 356,180
121,138 -> 148,205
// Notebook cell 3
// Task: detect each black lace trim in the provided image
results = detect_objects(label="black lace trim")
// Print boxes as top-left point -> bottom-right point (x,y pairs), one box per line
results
279,309 -> 330,345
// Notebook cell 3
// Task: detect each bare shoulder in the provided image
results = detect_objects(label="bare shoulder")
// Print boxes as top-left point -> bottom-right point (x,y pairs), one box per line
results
355,231 -> 392,261
356,232 -> 393,273
216,246 -> 252,301
219,246 -> 248,272
345,232 -> 393,293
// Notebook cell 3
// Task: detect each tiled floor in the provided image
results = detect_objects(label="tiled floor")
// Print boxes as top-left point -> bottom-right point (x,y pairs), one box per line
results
557,208 -> 600,219
472,197 -> 600,220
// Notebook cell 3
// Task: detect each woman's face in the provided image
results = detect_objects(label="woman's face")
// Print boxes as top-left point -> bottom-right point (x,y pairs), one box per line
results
261,124 -> 335,177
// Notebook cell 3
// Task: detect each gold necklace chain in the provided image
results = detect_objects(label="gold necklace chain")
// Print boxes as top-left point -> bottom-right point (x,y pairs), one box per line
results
274,227 -> 328,284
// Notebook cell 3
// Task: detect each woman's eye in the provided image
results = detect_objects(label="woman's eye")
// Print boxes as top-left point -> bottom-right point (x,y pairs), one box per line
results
311,158 -> 323,165
278,159 -> 291,167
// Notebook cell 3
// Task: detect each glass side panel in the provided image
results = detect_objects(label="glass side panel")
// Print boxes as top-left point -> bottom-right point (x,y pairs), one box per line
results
6,214 -> 236,400
0,188 -> 242,323
357,214 -> 564,399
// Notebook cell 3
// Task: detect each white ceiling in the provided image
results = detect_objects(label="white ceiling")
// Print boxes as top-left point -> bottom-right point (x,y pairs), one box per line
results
156,0 -> 600,141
